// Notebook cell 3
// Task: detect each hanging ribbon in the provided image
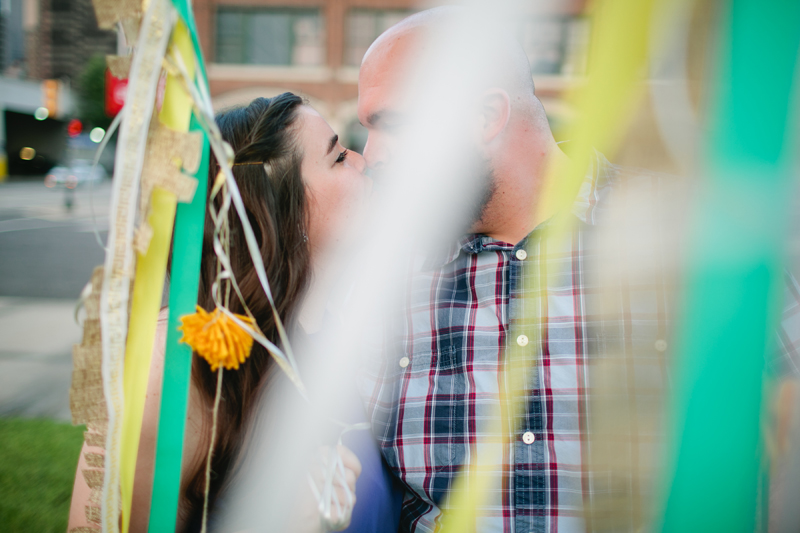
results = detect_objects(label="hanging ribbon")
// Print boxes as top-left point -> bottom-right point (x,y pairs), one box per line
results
439,0 -> 673,529
100,1 -> 176,530
119,16 -> 199,533
147,3 -> 210,530
659,2 -> 800,532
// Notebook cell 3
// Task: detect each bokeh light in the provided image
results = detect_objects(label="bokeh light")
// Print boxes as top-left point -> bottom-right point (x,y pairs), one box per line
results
89,127 -> 105,143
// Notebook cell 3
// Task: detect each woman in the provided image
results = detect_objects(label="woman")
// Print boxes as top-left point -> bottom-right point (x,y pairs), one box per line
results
68,93 -> 402,531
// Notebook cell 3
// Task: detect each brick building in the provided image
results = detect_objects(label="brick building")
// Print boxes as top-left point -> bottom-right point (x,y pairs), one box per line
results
23,0 -> 116,85
191,0 -> 589,150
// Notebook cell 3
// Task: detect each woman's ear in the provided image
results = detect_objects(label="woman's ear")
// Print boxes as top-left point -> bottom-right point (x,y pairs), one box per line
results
479,88 -> 511,145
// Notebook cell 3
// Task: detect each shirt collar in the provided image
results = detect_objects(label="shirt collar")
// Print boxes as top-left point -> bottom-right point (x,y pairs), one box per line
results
570,150 -> 616,226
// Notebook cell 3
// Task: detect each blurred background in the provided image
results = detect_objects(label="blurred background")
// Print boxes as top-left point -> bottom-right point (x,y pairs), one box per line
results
1,0 -> 792,530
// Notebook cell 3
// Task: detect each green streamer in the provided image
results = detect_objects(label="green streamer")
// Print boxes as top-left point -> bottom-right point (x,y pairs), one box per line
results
148,120 -> 209,532
660,1 -> 800,532
147,3 -> 210,530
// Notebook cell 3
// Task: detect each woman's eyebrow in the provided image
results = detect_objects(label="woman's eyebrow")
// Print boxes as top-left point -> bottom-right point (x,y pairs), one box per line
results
326,134 -> 339,156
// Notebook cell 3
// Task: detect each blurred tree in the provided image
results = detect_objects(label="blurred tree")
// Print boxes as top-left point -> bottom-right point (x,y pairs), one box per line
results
77,54 -> 112,129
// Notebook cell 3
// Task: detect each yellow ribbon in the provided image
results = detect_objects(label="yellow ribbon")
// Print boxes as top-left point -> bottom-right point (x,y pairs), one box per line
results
119,21 -> 196,533
439,0 -> 671,529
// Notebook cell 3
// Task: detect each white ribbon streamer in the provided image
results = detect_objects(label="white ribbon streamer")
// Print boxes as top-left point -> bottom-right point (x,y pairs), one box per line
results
98,1 -> 176,530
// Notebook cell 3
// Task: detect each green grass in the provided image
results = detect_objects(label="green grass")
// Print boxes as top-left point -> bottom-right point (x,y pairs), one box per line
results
0,418 -> 85,532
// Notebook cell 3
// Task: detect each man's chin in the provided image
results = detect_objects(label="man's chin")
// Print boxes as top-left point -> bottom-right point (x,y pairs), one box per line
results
466,219 -> 486,237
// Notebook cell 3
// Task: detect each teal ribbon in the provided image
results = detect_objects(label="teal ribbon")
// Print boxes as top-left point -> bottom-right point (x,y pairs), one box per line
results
147,120 -> 208,532
660,1 -> 800,531
147,3 -> 209,530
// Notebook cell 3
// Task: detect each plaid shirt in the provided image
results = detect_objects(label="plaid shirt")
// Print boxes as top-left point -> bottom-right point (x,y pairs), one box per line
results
361,152 -> 800,533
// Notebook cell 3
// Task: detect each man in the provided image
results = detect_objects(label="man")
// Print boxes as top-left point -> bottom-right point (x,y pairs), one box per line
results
357,7 -> 800,533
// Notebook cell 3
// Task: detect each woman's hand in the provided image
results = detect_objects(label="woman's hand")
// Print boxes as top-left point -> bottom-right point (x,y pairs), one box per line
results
299,444 -> 362,532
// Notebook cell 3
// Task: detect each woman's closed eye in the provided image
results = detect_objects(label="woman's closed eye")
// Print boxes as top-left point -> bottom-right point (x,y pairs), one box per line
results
335,149 -> 349,164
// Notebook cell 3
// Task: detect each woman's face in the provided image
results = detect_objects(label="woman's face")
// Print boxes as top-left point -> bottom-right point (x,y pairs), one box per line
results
295,106 -> 371,255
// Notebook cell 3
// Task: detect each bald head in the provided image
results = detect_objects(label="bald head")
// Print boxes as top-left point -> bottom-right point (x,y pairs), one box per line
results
357,6 -> 548,170
362,6 -> 535,102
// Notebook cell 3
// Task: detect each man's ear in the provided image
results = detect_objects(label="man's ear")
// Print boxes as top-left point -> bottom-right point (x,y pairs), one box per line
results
479,89 -> 511,144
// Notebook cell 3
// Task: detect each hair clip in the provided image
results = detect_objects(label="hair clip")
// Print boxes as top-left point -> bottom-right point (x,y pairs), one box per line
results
233,161 -> 265,167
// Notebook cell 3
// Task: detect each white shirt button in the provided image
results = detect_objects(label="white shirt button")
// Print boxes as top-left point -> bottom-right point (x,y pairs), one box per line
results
399,356 -> 410,368
522,431 -> 535,444
516,334 -> 529,347
515,249 -> 527,261
655,339 -> 668,352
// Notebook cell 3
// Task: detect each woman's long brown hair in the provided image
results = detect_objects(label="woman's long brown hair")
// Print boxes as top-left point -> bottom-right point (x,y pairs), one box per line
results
180,93 -> 311,530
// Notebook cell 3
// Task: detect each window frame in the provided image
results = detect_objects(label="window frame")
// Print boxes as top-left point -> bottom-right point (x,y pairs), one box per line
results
343,8 -> 416,67
214,6 -> 325,67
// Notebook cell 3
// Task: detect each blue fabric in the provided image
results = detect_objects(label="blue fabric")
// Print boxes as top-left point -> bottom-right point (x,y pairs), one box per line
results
301,324 -> 403,533
341,420 -> 404,533
204,384 -> 401,533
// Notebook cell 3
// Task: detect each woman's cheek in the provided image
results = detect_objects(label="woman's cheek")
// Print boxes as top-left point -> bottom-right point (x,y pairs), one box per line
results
309,192 -> 343,248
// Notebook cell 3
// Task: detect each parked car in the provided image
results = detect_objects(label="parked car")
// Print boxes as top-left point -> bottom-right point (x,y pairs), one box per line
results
44,159 -> 107,210
44,159 -> 106,190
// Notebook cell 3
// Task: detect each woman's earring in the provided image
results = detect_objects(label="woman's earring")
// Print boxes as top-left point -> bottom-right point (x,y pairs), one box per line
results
303,233 -> 309,243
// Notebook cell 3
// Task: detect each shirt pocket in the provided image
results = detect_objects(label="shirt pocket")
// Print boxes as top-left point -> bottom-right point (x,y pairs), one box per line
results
408,350 -> 433,372
407,345 -> 459,371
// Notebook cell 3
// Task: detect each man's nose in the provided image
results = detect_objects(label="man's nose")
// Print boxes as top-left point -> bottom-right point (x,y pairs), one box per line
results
362,135 -> 385,171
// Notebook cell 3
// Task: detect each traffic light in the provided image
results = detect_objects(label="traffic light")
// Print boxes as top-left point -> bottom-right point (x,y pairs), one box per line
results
42,79 -> 59,117
67,118 -> 83,138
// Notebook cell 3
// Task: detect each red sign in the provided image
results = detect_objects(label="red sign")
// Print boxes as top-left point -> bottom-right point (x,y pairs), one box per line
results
105,70 -> 128,117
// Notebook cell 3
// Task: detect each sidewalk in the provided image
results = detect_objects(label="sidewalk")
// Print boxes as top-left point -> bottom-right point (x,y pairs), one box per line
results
0,297 -> 82,421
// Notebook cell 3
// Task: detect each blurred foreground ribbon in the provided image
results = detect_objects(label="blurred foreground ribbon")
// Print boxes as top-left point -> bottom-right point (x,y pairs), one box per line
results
659,2 -> 800,532
439,0 -> 676,529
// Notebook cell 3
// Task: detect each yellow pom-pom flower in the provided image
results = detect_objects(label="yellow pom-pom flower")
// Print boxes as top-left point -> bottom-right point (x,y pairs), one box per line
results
178,306 -> 256,371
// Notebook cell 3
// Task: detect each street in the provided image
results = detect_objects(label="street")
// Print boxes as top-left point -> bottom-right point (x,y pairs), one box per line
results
0,179 -> 110,420
0,179 -> 109,298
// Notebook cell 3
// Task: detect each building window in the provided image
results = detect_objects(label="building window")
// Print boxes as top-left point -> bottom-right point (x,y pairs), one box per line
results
216,8 -> 324,66
519,17 -> 566,75
51,29 -> 70,46
52,0 -> 71,12
344,9 -> 414,66
518,16 -> 590,75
